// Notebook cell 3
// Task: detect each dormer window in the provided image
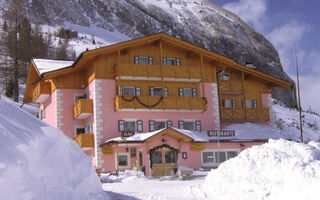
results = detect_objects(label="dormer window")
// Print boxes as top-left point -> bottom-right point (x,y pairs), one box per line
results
219,73 -> 230,80
163,57 -> 181,66
134,56 -> 153,64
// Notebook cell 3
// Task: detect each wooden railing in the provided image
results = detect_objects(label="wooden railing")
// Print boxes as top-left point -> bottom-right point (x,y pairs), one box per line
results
73,133 -> 94,149
117,64 -> 202,80
114,95 -> 207,111
73,99 -> 93,119
221,108 -> 270,121
32,81 -> 51,103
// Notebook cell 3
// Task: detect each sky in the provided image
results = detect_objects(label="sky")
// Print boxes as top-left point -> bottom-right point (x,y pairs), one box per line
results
212,0 -> 320,114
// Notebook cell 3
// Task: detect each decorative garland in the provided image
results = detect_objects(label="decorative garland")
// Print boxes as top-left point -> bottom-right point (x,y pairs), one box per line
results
202,97 -> 208,105
121,95 -> 163,108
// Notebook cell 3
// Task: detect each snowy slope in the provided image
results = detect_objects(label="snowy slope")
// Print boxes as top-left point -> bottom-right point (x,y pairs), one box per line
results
202,139 -> 320,200
0,99 -> 108,200
272,101 -> 320,142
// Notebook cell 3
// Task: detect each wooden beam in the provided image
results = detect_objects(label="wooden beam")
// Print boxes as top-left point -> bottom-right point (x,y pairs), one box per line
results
200,54 -> 206,111
120,47 -> 130,55
242,71 -> 247,120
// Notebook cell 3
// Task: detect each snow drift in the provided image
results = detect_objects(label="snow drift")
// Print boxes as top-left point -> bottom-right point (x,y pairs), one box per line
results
202,139 -> 320,200
0,99 -> 105,200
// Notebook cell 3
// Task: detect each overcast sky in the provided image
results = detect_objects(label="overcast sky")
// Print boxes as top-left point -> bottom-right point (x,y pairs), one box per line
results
212,0 -> 320,113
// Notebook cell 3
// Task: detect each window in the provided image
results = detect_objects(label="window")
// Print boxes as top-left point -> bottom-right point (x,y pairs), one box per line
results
134,56 -> 153,64
40,108 -> 45,120
178,120 -> 201,131
149,87 -> 169,96
163,57 -> 181,66
75,124 -> 92,136
244,100 -> 257,108
74,94 -> 87,103
202,150 -> 239,166
219,73 -> 230,80
149,120 -> 172,131
202,152 -> 214,163
118,153 -> 130,168
151,151 -> 162,164
178,88 -> 197,97
120,86 -> 141,96
223,99 -> 236,108
165,151 -> 176,164
118,120 -> 143,132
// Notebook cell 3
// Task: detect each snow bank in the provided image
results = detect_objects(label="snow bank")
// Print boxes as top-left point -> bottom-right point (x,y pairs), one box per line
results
202,139 -> 320,200
0,99 -> 107,200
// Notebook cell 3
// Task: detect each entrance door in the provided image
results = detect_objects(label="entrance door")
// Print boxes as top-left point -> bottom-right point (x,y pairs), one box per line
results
151,147 -> 177,177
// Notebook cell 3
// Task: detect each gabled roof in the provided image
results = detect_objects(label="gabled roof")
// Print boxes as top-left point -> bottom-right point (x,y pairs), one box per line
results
100,124 -> 292,146
30,33 -> 292,88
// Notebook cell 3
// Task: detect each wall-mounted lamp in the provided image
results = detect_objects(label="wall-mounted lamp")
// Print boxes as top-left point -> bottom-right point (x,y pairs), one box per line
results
240,143 -> 245,148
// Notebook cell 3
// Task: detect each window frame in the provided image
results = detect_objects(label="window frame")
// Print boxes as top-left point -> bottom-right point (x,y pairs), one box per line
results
162,57 -> 181,66
219,73 -> 230,81
201,149 -> 240,167
223,99 -> 236,108
134,56 -> 153,65
178,120 -> 201,131
118,120 -> 143,132
117,152 -> 131,169
149,120 -> 172,131
178,88 -> 197,97
74,93 -> 87,104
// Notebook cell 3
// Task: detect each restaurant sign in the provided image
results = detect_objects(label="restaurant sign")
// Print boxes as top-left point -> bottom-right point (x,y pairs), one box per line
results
207,130 -> 235,137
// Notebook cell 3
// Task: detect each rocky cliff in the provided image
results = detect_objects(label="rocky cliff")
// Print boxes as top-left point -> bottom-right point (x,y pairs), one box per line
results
1,0 -> 296,106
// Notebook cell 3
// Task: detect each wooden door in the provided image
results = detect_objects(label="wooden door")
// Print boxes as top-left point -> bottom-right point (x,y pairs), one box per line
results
151,147 -> 177,177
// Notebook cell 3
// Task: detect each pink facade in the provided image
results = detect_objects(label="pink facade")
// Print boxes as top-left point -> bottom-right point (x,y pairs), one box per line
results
38,78 -> 272,176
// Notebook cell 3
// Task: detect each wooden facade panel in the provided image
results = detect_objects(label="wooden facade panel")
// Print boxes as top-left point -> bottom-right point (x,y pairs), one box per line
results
94,53 -> 117,79
115,96 -> 206,111
115,80 -> 200,97
52,70 -> 86,89
122,43 -> 161,65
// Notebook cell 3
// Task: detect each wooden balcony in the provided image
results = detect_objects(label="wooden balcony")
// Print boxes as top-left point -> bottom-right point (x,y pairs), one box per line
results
117,64 -> 202,81
114,95 -> 207,111
73,133 -> 94,150
221,108 -> 270,121
73,99 -> 93,119
32,81 -> 51,103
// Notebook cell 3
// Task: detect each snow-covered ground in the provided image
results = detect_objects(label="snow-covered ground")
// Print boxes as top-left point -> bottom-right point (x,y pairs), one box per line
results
102,139 -> 320,200
0,99 -> 108,200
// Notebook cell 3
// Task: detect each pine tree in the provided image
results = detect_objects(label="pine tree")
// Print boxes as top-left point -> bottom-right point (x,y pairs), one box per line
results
2,0 -> 26,102
2,20 -> 8,31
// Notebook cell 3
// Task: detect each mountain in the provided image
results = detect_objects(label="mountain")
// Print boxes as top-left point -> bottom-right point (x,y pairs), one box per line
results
0,0 -> 296,106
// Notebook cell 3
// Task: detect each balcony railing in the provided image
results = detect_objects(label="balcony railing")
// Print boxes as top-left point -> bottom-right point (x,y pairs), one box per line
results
116,64 -> 202,80
114,95 -> 207,111
73,133 -> 94,149
32,81 -> 51,103
221,108 -> 270,121
73,99 -> 93,119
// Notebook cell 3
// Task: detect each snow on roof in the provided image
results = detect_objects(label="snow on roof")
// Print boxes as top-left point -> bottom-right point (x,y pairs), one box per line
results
32,59 -> 74,75
103,123 -> 291,145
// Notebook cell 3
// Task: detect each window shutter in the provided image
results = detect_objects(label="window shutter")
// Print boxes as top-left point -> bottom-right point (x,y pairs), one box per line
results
253,100 -> 257,108
134,56 -> 139,64
242,100 -> 245,108
118,120 -> 125,132
178,120 -> 184,129
223,99 -> 226,107
164,87 -> 169,96
192,88 -> 197,97
135,87 -> 141,96
178,88 -> 183,97
166,120 -> 173,128
137,120 -> 143,132
116,86 -> 120,95
231,99 -> 236,108
176,58 -> 181,66
195,120 -> 201,131
149,120 -> 155,132
162,57 -> 167,65
148,57 -> 153,64
149,87 -> 154,96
